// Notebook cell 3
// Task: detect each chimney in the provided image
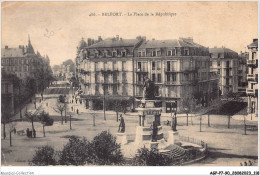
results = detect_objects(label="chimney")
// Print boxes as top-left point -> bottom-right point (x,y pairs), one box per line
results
87,38 -> 92,46
116,35 -> 119,41
98,36 -> 102,42
5,45 -> 8,49
253,38 -> 258,43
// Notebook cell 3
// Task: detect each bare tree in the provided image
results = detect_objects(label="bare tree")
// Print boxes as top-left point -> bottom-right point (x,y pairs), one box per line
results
38,111 -> 53,137
89,110 -> 96,127
53,95 -> 66,125
182,94 -> 195,126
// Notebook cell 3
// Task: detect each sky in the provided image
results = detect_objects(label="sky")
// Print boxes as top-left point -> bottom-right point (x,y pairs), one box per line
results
1,1 -> 258,66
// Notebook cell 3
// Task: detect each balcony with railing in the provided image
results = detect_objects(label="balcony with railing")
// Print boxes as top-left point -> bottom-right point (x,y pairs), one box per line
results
164,68 -> 177,73
247,59 -> 258,67
246,88 -> 258,96
136,68 -> 148,73
247,74 -> 258,82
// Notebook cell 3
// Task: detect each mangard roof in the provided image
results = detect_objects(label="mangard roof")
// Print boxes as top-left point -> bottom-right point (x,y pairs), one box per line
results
1,48 -> 25,58
87,39 -> 140,48
248,39 -> 258,48
138,38 -> 206,49
209,47 -> 237,54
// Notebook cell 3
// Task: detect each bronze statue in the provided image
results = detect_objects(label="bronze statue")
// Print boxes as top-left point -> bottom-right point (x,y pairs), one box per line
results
118,115 -> 125,133
143,76 -> 155,100
171,111 -> 177,131
152,121 -> 158,142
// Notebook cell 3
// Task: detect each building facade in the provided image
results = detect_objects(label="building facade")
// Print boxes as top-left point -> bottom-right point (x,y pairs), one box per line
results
209,47 -> 239,95
76,36 -> 218,112
247,39 -> 258,118
1,36 -> 51,81
238,51 -> 249,95
1,78 -> 14,115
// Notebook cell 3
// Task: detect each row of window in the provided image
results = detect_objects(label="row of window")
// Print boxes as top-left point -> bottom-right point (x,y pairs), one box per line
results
2,58 -> 30,65
137,49 -> 189,57
2,66 -> 30,72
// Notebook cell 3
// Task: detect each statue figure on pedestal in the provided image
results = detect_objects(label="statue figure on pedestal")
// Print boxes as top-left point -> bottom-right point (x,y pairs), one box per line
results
152,121 -> 158,142
171,111 -> 177,131
118,114 -> 125,133
143,76 -> 155,100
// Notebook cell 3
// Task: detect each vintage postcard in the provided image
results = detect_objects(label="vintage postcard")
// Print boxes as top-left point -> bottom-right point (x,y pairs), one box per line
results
1,1 -> 258,175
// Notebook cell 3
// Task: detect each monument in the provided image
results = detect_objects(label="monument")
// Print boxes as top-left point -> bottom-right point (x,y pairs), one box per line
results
116,114 -> 128,145
135,77 -> 165,150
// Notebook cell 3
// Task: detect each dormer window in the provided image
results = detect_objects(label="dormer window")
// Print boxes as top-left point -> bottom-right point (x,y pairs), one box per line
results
112,50 -> 117,57
167,50 -> 172,56
138,51 -> 142,57
184,49 -> 189,56
94,50 -> 99,58
172,49 -> 176,56
152,51 -> 156,57
156,50 -> 161,56
122,51 -> 126,57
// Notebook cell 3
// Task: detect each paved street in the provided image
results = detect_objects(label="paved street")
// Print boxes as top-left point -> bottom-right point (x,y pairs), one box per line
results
1,92 -> 258,166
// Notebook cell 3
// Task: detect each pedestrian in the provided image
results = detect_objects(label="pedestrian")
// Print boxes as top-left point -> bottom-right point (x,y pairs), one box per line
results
33,128 -> 36,138
72,99 -> 74,103
77,109 -> 79,114
240,162 -> 243,166
248,160 -> 252,166
71,106 -> 73,111
76,99 -> 78,104
13,128 -> 16,134
244,161 -> 247,166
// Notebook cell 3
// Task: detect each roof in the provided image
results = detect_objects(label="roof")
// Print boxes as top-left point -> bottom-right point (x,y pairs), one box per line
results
138,38 -> 206,49
87,38 -> 140,48
1,48 -> 25,58
248,39 -> 258,48
209,47 -> 237,54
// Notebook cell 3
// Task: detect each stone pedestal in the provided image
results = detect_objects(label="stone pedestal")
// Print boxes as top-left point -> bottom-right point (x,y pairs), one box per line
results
149,142 -> 159,150
116,133 -> 128,145
168,130 -> 179,145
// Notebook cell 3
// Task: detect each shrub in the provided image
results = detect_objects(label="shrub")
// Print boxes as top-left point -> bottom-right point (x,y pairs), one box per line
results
30,145 -> 57,166
91,131 -> 124,165
59,136 -> 92,166
132,147 -> 172,166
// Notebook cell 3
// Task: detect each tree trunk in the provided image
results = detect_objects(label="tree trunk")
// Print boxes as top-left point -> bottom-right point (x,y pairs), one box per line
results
70,115 -> 72,130
43,125 -> 45,137
10,131 -> 12,146
35,96 -> 37,109
186,113 -> 188,126
208,114 -> 210,127
200,116 -> 202,132
228,115 -> 230,129
116,111 -> 119,122
61,112 -> 63,125
19,86 -> 22,119
65,107 -> 67,123
3,123 -> 6,139
244,124 -> 247,135
103,95 -> 106,121
31,118 -> 34,130
93,115 -> 95,126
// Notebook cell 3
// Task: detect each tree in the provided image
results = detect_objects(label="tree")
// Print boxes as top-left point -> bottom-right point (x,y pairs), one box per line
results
53,95 -> 67,125
132,147 -> 172,166
59,136 -> 92,166
89,111 -> 96,126
62,59 -> 75,72
24,110 -> 37,131
91,131 -> 124,165
30,145 -> 57,166
38,111 -> 53,137
114,100 -> 123,122
182,94 -> 196,126
223,91 -> 243,129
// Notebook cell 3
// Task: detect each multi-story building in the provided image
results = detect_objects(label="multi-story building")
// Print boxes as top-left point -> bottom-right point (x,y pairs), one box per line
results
238,51 -> 249,95
1,78 -> 14,115
209,47 -> 239,95
247,39 -> 258,118
1,36 -> 51,81
134,38 -> 218,112
76,36 -> 218,112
